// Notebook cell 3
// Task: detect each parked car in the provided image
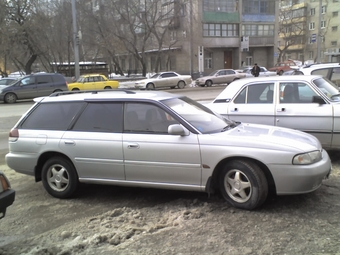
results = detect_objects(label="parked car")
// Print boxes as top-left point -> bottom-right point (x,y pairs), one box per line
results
0,171 -> 15,219
207,75 -> 340,150
195,69 -> 246,87
293,63 -> 340,86
134,71 -> 192,90
67,74 -> 119,91
238,66 -> 277,78
0,77 -> 17,86
268,61 -> 299,75
6,89 -> 331,210
0,73 -> 68,103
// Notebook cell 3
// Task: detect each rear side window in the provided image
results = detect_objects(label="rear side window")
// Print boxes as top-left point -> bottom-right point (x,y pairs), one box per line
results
73,102 -> 123,132
311,68 -> 330,78
20,102 -> 84,130
52,74 -> 66,84
37,76 -> 52,84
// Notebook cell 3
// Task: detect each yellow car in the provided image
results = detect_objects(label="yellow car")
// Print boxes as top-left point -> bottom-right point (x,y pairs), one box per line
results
67,74 -> 119,91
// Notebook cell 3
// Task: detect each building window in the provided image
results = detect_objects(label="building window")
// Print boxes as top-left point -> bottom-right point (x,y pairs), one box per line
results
242,24 -> 274,36
309,51 -> 313,59
310,8 -> 315,16
203,23 -> 239,37
321,5 -> 327,14
331,41 -> 338,46
204,52 -> 213,69
243,0 -> 275,15
321,21 -> 326,28
333,11 -> 338,17
309,22 -> 315,30
169,30 -> 177,41
332,26 -> 338,32
203,0 -> 237,12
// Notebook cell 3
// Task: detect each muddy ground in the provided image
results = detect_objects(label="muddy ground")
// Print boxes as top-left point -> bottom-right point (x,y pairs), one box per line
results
0,149 -> 340,255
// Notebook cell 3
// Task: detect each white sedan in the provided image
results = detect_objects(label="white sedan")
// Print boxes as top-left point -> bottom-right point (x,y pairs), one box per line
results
207,75 -> 340,150
135,71 -> 192,90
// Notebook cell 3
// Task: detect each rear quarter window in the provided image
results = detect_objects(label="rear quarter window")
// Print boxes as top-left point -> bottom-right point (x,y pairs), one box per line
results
52,74 -> 66,84
20,102 -> 84,130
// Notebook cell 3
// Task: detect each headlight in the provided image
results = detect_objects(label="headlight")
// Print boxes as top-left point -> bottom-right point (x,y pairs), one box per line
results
293,150 -> 322,165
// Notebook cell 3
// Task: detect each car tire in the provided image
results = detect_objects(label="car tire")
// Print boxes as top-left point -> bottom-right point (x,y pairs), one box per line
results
72,88 -> 80,91
279,70 -> 284,76
4,93 -> 17,104
146,83 -> 155,90
205,80 -> 213,87
42,157 -> 79,199
219,159 -> 268,210
104,86 -> 112,89
177,81 -> 185,89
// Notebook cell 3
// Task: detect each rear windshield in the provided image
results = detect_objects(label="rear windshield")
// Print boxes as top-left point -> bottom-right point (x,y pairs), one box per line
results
20,102 -> 84,130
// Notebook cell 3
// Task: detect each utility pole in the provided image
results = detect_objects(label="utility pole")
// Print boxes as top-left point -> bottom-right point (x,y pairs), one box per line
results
71,0 -> 80,79
189,0 -> 193,76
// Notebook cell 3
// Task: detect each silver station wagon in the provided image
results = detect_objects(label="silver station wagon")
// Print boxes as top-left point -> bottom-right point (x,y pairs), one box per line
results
208,75 -> 340,150
6,90 -> 331,210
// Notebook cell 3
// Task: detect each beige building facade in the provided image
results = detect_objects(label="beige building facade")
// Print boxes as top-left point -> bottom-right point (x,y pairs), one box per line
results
279,0 -> 340,64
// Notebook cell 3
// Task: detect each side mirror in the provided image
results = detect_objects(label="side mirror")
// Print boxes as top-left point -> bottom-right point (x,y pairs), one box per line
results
168,124 -> 190,136
312,95 -> 326,105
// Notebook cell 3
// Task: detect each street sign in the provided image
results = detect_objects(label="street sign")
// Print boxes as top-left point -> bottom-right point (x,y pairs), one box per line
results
311,34 -> 317,43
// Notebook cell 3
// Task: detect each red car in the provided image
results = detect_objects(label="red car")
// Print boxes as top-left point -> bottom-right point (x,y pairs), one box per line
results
268,61 -> 299,75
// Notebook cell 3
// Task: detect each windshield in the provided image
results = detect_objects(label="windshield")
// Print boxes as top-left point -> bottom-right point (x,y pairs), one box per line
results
313,77 -> 340,101
162,97 -> 237,134
208,70 -> 219,76
76,76 -> 86,83
151,73 -> 161,78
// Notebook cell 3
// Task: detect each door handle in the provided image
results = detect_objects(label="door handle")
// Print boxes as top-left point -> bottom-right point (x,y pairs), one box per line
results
64,140 -> 75,145
127,143 -> 140,149
277,108 -> 286,112
231,108 -> 238,112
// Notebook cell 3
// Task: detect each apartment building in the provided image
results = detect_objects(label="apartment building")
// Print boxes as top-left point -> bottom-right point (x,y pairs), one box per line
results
279,0 -> 340,64
86,0 -> 278,77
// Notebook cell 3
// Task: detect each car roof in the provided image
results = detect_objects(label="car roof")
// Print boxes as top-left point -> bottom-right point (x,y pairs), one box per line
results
80,74 -> 105,77
301,62 -> 340,69
214,75 -> 324,100
34,90 -> 180,103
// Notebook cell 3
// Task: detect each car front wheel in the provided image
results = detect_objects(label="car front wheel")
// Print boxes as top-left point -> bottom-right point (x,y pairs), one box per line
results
205,80 -> 213,87
4,93 -> 17,104
219,160 -> 268,210
42,157 -> 78,198
146,83 -> 155,90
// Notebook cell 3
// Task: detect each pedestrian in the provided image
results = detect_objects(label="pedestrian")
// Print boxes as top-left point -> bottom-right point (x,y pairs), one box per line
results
251,63 -> 260,77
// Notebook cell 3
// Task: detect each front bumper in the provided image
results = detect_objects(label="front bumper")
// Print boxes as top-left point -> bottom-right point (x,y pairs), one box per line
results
0,189 -> 15,219
269,149 -> 332,195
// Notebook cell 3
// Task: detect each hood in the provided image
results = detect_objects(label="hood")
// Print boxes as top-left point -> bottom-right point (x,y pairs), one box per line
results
210,122 -> 321,152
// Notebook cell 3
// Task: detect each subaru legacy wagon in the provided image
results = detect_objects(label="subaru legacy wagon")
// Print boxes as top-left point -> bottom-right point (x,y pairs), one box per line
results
6,90 -> 331,210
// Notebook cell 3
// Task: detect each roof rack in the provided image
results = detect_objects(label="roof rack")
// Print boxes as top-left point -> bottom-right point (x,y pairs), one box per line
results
49,89 -> 136,97
304,62 -> 340,68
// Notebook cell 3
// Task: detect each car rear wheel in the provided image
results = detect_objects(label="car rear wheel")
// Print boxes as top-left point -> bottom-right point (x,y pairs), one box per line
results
4,93 -> 17,104
219,159 -> 268,210
42,157 -> 79,198
104,86 -> 112,89
177,81 -> 185,89
205,80 -> 213,87
146,83 -> 155,90
72,88 -> 80,91
278,70 -> 284,75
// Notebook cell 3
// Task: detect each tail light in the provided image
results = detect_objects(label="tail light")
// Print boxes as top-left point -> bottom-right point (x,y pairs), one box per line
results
9,128 -> 19,142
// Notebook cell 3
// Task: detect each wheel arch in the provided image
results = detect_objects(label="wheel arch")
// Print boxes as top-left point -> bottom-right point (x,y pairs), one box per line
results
35,151 -> 77,182
205,156 -> 276,196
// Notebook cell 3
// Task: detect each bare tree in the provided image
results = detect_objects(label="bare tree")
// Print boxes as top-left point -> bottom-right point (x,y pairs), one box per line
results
278,1 -> 307,62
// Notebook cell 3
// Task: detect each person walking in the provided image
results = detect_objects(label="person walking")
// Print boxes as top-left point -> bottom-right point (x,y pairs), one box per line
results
251,63 -> 261,77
